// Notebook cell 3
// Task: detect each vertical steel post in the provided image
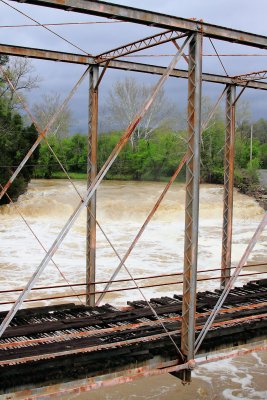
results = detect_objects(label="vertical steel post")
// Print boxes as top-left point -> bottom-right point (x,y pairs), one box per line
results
221,85 -> 236,289
181,33 -> 202,382
86,65 -> 99,306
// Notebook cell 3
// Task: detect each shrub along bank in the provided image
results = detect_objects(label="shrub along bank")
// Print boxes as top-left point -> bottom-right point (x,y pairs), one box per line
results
33,122 -> 266,190
0,99 -> 39,205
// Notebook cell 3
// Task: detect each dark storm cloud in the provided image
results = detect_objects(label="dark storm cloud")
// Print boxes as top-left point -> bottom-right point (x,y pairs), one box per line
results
0,0 -> 266,131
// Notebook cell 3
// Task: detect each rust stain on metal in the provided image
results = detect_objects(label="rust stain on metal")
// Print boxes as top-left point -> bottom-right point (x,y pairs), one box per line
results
0,301 -> 266,349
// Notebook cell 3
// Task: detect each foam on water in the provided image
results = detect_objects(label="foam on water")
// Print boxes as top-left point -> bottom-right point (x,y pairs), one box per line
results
54,350 -> 267,400
0,179 -> 266,308
0,179 -> 266,399
193,352 -> 267,400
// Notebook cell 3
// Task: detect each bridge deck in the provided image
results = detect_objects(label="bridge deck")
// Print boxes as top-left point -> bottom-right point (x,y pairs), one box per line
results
0,278 -> 266,394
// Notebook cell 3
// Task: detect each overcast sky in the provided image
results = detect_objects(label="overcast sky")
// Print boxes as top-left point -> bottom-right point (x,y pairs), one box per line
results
0,0 -> 266,132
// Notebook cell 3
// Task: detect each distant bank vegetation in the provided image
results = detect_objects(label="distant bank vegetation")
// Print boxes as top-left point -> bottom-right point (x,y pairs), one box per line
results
0,99 -> 39,205
1,60 -> 266,205
34,118 -> 267,192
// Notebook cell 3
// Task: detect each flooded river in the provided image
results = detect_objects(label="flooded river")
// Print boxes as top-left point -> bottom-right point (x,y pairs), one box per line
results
0,179 -> 266,399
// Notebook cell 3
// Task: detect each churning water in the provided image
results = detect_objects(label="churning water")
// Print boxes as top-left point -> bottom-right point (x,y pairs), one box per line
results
0,179 -> 266,399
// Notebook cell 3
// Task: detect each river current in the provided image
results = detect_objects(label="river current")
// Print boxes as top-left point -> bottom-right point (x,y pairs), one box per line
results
0,179 -> 266,399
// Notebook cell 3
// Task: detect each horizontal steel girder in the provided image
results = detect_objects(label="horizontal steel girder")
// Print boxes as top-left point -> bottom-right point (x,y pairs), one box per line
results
10,0 -> 267,49
1,43 -> 267,91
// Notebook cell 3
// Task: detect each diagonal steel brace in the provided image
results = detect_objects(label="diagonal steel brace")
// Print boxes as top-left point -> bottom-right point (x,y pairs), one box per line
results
0,34 -> 193,338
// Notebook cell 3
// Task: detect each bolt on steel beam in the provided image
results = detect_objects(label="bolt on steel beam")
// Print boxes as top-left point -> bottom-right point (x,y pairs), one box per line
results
181,32 -> 202,383
86,65 -> 99,306
221,85 -> 236,289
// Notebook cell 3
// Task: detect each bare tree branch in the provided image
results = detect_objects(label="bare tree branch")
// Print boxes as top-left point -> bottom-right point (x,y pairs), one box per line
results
32,93 -> 72,139
104,77 -> 179,147
0,57 -> 40,109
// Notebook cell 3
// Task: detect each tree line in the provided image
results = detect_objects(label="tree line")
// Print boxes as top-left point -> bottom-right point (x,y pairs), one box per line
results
34,118 -> 267,189
34,77 -> 266,190
1,59 -> 266,205
0,56 -> 39,205
0,55 -> 72,204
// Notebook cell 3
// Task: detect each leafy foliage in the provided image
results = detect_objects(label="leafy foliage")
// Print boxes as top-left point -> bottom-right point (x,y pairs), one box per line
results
34,111 -> 266,192
0,98 -> 39,204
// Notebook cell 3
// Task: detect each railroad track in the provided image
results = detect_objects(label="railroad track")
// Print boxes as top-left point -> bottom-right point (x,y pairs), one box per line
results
0,278 -> 266,393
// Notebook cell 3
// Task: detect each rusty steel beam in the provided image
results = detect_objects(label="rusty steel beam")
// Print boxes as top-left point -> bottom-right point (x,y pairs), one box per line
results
86,65 -> 99,306
0,328 -> 182,365
109,61 -> 267,90
10,0 -> 267,49
0,270 -> 265,306
181,34 -> 202,381
1,43 -> 267,90
0,65 -> 90,201
1,312 -> 265,367
5,344 -> 266,399
0,37 -> 191,339
95,30 -> 187,62
221,85 -> 236,288
0,262 -> 264,295
0,43 -> 94,64
195,212 -> 267,353
4,360 -> 192,399
234,69 -> 267,82
96,153 -> 188,305
1,301 -> 266,350
96,86 -> 229,306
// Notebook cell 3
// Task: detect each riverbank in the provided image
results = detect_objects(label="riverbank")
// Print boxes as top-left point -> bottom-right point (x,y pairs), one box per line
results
50,171 -> 183,183
245,185 -> 267,211
236,169 -> 267,211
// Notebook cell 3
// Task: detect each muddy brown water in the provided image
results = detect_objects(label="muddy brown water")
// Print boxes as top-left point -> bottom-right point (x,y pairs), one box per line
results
0,179 -> 266,399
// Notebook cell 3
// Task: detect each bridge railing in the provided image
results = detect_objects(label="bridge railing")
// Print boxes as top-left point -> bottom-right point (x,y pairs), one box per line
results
0,262 -> 265,306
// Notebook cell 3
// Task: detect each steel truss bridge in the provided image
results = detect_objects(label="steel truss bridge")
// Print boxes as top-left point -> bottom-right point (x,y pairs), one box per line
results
0,0 -> 266,398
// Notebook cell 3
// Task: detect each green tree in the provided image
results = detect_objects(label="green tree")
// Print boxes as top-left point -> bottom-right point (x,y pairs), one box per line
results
259,143 -> 267,168
0,98 -> 39,204
200,120 -> 225,183
253,119 -> 267,144
65,134 -> 87,172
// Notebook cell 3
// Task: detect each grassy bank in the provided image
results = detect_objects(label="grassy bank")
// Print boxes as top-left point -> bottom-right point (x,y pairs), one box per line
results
51,171 -> 87,180
50,171 -> 185,183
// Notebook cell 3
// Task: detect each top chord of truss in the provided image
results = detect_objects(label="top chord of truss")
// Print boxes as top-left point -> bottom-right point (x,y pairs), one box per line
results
9,0 -> 267,49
